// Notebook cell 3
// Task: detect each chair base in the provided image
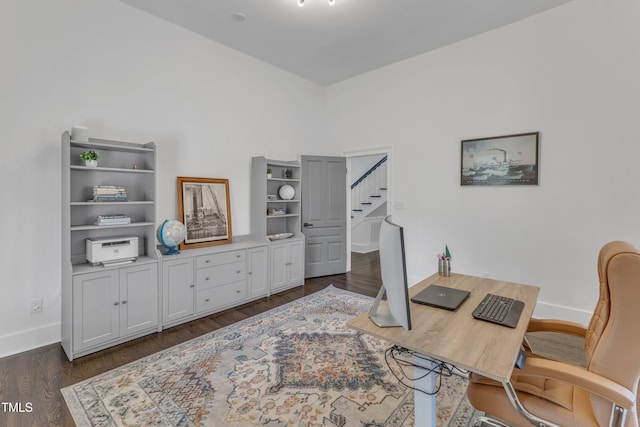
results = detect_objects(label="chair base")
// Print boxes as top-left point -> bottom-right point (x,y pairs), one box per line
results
472,415 -> 514,427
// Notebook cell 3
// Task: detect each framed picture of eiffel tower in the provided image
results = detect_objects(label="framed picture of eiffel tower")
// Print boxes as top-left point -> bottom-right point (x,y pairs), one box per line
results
177,177 -> 232,249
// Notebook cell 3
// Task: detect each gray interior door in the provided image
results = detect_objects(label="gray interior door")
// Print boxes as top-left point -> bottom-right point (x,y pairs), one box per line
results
301,155 -> 347,278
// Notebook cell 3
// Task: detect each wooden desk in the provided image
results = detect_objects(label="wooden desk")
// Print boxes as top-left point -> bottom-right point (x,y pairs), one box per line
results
347,272 -> 539,425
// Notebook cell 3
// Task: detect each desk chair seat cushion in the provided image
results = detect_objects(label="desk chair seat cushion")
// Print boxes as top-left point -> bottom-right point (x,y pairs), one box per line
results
468,372 -> 599,427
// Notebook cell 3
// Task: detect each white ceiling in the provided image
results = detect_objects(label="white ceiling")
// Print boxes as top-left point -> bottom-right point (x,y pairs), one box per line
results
118,0 -> 574,86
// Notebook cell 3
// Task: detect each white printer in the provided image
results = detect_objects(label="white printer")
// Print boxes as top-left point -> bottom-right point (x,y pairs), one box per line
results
86,236 -> 138,266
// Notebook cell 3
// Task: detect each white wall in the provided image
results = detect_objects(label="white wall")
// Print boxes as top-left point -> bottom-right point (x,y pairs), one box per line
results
324,0 -> 640,325
2,0 -> 638,358
0,0 -> 325,357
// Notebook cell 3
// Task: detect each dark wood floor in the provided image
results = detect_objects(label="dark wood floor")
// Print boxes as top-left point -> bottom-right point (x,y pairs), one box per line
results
1,251 -> 610,427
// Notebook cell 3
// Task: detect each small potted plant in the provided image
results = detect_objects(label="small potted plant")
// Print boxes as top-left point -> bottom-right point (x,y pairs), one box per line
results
80,150 -> 99,167
267,168 -> 272,179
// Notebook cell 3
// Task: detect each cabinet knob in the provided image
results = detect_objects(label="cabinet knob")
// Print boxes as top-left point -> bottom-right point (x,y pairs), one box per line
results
121,300 -> 127,305
248,272 -> 252,275
205,277 -> 210,281
237,254 -> 241,258
205,260 -> 210,264
205,298 -> 210,303
114,302 -> 119,306
285,262 -> 292,266
237,270 -> 241,274
236,290 -> 241,294
190,284 -> 195,288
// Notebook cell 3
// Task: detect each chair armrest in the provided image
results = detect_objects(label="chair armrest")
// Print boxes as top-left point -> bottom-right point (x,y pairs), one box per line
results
527,318 -> 587,337
515,357 -> 635,410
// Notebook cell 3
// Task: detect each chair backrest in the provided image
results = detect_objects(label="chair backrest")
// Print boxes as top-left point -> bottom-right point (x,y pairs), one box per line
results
585,241 -> 640,426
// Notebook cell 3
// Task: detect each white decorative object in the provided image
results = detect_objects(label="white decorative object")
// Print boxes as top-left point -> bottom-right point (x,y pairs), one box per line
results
71,126 -> 89,142
267,232 -> 294,241
84,159 -> 97,168
278,184 -> 295,200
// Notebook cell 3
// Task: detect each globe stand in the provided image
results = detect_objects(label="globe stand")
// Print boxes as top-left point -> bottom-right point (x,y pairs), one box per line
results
162,245 -> 180,255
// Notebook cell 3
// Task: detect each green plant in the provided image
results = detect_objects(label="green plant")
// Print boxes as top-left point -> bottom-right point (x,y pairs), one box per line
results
80,150 -> 98,161
267,168 -> 272,174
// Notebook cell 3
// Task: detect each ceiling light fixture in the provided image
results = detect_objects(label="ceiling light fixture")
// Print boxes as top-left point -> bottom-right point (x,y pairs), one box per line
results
297,0 -> 336,7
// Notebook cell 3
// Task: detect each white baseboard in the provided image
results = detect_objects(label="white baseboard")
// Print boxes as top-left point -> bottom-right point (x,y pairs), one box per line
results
351,241 -> 379,253
532,301 -> 592,327
0,322 -> 61,358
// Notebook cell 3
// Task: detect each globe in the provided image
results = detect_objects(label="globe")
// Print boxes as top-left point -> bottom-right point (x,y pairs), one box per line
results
157,219 -> 186,255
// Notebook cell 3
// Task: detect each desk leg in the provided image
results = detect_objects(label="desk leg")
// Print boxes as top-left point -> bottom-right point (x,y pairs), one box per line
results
413,356 -> 437,426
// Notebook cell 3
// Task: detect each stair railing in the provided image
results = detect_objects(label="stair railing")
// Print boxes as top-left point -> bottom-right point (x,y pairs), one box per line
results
351,156 -> 387,217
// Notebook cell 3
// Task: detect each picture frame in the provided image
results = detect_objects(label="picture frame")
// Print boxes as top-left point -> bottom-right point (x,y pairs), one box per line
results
461,132 -> 539,186
177,177 -> 232,249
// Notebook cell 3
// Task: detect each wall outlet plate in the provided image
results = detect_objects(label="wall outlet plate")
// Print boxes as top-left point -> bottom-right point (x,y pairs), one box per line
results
30,298 -> 43,314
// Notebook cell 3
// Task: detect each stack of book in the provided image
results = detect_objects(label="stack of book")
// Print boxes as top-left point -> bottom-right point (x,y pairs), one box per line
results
93,185 -> 128,202
95,214 -> 131,226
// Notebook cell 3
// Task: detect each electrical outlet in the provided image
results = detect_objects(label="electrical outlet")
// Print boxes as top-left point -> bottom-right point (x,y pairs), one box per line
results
30,298 -> 43,314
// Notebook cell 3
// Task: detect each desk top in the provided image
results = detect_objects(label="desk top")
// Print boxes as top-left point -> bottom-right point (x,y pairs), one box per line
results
347,273 -> 539,383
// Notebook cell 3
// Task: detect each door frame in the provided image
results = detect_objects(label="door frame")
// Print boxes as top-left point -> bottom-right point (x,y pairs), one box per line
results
342,146 -> 392,272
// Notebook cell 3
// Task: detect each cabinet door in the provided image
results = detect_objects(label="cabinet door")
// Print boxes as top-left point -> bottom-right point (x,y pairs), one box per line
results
270,243 -> 288,290
288,240 -> 305,285
73,270 -> 119,352
119,263 -> 158,337
163,257 -> 194,324
248,246 -> 268,298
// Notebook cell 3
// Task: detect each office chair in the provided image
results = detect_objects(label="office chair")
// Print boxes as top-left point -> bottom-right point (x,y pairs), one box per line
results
466,241 -> 640,427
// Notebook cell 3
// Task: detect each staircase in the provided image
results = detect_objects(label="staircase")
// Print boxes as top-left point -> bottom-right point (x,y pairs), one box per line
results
351,156 -> 387,253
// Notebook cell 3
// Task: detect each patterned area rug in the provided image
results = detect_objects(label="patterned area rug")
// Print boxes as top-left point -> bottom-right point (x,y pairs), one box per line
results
62,286 -> 480,426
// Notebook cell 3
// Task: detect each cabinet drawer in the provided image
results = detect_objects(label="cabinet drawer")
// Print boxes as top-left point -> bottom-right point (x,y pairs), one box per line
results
196,250 -> 246,269
196,281 -> 246,313
196,261 -> 246,290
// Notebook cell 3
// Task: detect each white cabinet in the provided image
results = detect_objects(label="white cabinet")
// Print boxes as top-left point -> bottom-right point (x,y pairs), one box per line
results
72,263 -> 158,354
251,156 -> 305,293
61,131 -> 160,360
270,238 -> 305,292
248,246 -> 268,298
159,241 -> 269,329
195,249 -> 247,314
162,257 -> 194,324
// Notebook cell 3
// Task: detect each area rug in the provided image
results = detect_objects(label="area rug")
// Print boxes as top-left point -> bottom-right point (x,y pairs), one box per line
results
62,286 -> 480,426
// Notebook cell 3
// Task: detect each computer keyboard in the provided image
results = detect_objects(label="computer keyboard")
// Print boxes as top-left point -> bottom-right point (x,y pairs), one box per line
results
472,293 -> 524,328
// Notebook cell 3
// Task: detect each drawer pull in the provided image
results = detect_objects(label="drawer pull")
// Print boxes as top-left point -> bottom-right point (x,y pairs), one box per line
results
285,262 -> 292,266
237,254 -> 241,258
205,298 -> 210,303
237,270 -> 241,274
205,277 -> 210,281
114,302 -> 119,306
236,290 -> 242,294
190,284 -> 195,288
121,300 -> 127,305
248,272 -> 252,275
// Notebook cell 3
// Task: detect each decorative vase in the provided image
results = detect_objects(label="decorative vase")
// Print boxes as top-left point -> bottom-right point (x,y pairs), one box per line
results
267,173 -> 272,179
84,159 -> 97,168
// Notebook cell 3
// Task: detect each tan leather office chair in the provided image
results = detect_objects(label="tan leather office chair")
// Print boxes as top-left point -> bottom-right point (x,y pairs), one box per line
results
467,241 -> 640,427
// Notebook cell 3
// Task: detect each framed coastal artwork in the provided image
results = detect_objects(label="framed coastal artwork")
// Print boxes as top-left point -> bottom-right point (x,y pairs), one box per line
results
177,177 -> 232,249
461,132 -> 539,186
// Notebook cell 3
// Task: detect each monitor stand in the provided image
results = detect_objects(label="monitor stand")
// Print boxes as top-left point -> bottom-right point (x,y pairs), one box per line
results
368,286 -> 402,328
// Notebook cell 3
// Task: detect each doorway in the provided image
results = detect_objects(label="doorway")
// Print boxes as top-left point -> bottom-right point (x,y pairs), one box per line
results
344,147 -> 392,273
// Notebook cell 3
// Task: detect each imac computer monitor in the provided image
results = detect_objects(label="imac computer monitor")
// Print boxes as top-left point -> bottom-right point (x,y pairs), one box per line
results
369,215 -> 412,330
